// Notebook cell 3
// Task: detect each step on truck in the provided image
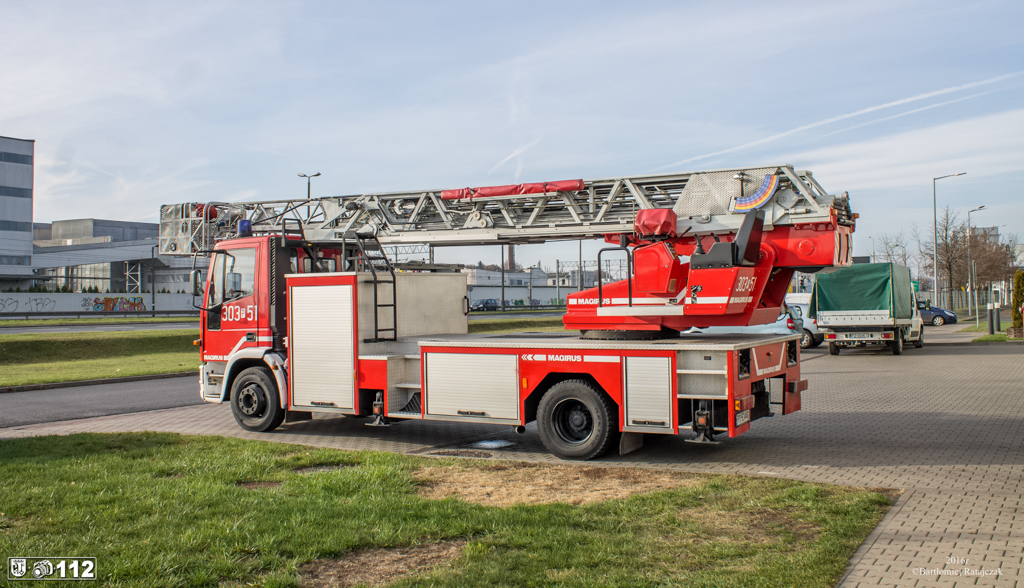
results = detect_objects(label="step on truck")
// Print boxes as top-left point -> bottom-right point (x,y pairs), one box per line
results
161,164 -> 856,459
810,262 -> 923,356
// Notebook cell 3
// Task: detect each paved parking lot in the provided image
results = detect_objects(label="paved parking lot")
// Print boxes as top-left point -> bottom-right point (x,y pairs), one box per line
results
1,341 -> 1021,587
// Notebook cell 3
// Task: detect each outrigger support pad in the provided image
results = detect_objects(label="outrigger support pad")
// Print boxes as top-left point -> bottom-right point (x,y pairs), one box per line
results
366,391 -> 392,427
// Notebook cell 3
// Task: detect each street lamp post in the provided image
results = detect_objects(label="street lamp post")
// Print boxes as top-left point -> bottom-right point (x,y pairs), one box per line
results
933,172 -> 966,307
298,172 -> 321,199
868,236 -> 875,262
966,205 -> 985,320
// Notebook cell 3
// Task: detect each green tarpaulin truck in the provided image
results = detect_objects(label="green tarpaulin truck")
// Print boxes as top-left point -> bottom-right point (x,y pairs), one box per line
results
809,263 -> 923,355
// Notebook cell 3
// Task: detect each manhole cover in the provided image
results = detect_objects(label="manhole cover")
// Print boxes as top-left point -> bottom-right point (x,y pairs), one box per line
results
428,450 -> 493,458
470,440 -> 515,449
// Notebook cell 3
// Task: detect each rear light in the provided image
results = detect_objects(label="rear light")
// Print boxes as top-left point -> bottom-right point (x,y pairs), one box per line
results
825,334 -> 836,339
787,318 -> 795,329
881,333 -> 893,339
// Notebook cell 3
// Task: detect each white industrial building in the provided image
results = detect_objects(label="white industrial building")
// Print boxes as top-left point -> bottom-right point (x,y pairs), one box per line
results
0,135 -> 35,286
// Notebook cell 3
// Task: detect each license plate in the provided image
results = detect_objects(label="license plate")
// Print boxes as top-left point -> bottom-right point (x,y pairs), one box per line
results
846,333 -> 871,339
735,410 -> 750,426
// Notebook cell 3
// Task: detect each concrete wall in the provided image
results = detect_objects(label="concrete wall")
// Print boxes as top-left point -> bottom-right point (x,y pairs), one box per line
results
0,292 -> 196,315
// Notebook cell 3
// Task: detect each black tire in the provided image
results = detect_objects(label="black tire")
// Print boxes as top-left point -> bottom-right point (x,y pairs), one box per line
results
800,329 -> 813,349
889,331 -> 904,355
811,335 -> 824,348
828,342 -> 840,355
932,316 -> 945,326
537,380 -> 619,460
230,366 -> 285,432
913,330 -> 923,348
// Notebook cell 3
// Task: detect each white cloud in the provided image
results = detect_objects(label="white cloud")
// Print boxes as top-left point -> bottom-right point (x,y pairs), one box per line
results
789,108 -> 1024,191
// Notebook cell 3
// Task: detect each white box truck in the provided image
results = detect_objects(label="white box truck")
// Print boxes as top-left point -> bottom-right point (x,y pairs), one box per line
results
809,263 -> 923,355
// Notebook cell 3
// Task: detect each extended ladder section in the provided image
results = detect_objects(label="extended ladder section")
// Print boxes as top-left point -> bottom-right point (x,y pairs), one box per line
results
159,164 -> 853,255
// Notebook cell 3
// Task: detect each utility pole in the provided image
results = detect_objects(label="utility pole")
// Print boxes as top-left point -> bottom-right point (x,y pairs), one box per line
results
966,206 -> 984,316
298,172 -> 321,199
932,172 -> 965,309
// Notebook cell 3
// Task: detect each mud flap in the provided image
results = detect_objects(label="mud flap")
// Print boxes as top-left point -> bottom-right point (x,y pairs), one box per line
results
619,432 -> 644,456
285,411 -> 312,423
784,380 -> 807,415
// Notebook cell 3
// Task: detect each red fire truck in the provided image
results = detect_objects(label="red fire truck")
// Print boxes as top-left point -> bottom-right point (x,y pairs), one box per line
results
160,165 -> 854,459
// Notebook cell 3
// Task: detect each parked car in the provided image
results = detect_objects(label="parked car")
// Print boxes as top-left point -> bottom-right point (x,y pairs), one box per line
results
470,298 -> 499,311
689,305 -> 804,338
917,301 -> 957,325
790,303 -> 824,348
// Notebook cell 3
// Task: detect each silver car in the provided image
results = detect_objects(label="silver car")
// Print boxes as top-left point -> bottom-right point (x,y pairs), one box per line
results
790,303 -> 824,349
688,305 -> 805,338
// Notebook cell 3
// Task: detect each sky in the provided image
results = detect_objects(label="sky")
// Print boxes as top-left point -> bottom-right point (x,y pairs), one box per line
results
2,0 -> 1022,269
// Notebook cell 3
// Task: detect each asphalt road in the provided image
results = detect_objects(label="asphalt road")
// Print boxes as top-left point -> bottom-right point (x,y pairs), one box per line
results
0,322 -> 199,335
0,376 -> 202,428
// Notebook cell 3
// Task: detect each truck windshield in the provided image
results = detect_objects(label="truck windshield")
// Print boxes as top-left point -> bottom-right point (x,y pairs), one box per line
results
208,248 -> 256,308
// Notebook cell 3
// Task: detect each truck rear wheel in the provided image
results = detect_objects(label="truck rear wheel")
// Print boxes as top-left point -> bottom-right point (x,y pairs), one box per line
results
828,342 -> 840,355
537,380 -> 619,460
889,331 -> 904,355
230,366 -> 285,432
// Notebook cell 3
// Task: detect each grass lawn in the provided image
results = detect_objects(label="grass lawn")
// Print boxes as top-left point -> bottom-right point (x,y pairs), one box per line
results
0,433 -> 894,588
468,316 -> 567,334
0,316 -> 198,328
972,334 -> 1015,342
957,321 -> 1023,342
958,321 -> 1005,333
0,330 -> 198,387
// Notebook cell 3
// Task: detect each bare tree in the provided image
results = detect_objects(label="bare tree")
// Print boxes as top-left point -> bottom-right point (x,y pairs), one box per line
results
973,231 -> 1020,284
877,231 -> 911,267
935,206 -> 969,292
911,223 -> 935,292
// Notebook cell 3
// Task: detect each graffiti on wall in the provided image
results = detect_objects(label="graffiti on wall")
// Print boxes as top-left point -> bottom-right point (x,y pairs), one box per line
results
84,297 -> 148,312
0,297 -> 58,313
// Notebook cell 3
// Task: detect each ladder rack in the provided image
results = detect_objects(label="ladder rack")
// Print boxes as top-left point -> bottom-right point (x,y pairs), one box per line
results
159,164 -> 853,255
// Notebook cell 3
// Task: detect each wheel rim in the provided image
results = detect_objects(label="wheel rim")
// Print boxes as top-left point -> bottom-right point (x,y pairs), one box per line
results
934,317 -> 944,325
237,383 -> 267,418
551,399 -> 594,445
801,331 -> 810,347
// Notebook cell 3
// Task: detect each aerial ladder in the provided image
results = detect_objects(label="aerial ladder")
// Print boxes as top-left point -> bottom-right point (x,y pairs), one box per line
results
161,164 -> 855,337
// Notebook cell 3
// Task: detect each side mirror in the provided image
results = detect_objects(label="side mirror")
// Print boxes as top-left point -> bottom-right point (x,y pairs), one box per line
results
190,270 -> 203,297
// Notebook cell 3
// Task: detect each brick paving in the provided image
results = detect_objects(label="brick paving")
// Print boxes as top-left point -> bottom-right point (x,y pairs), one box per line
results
1,343 -> 1021,587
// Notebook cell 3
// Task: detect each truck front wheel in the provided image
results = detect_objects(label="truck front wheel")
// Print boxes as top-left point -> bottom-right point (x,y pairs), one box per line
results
230,366 -> 285,432
537,380 -> 619,460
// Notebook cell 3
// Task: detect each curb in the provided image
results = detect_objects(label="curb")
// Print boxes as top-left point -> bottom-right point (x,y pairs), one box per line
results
0,372 -> 199,394
925,340 -> 1023,346
835,488 -> 914,588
